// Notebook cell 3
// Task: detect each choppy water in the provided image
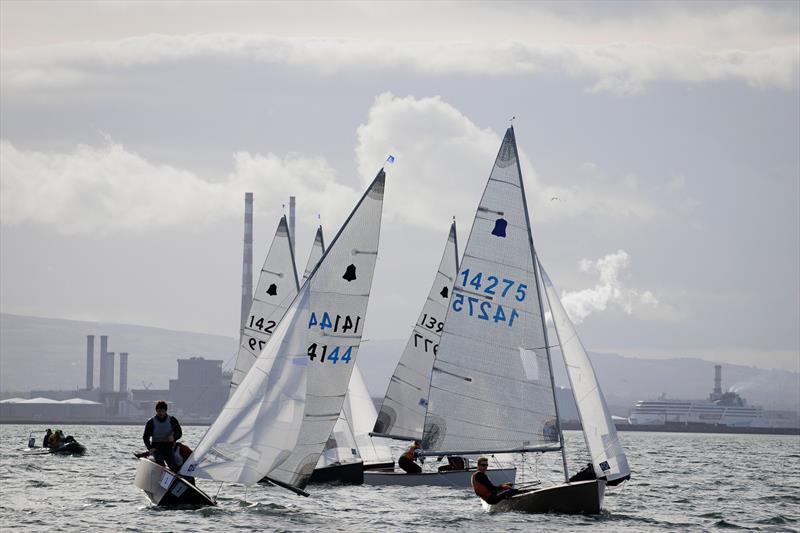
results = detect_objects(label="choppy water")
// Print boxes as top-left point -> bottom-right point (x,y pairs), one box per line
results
0,425 -> 798,532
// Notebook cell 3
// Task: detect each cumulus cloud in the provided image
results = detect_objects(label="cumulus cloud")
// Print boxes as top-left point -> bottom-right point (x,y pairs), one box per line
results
1,32 -> 797,94
354,92 -> 666,230
0,140 -> 358,235
0,92 -> 675,235
559,250 -> 658,323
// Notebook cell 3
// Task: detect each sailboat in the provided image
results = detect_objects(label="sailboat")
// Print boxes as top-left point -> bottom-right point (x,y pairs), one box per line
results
366,221 -> 515,487
134,169 -> 387,505
296,225 -> 369,484
387,126 -> 626,514
301,225 -> 393,483
230,215 -> 300,398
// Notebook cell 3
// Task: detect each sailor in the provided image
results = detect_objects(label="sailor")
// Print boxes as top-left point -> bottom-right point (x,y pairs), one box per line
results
471,457 -> 518,504
398,440 -> 423,474
42,429 -> 52,448
142,400 -> 183,473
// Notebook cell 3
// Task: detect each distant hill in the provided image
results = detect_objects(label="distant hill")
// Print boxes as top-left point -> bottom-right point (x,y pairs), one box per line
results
1,314 -> 798,413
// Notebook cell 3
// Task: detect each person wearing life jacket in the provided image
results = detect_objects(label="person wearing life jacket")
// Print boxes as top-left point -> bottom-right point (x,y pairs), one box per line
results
398,440 -> 423,474
142,400 -> 183,473
471,457 -> 518,504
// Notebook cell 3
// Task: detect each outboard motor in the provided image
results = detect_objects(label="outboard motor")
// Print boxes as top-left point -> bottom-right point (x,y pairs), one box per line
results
27,435 -> 36,448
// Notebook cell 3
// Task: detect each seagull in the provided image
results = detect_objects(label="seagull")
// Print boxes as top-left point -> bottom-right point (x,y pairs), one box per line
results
551,196 -> 560,201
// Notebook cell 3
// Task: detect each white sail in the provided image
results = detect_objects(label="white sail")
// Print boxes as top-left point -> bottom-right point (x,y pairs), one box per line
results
315,412 -> 362,468
181,170 -> 386,489
539,260 -> 630,484
302,226 -> 325,284
230,216 -> 299,397
421,127 -> 560,456
344,363 -> 394,465
373,222 -> 459,441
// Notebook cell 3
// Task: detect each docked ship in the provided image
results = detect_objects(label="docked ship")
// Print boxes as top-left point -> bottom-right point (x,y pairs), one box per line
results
629,365 -> 768,428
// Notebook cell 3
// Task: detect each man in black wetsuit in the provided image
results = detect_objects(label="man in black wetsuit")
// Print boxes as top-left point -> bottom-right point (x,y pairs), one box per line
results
142,400 -> 183,473
471,457 -> 519,504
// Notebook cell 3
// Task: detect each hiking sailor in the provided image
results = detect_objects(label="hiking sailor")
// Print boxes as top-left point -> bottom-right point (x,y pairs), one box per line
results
398,440 -> 424,474
471,457 -> 519,504
142,400 -> 183,473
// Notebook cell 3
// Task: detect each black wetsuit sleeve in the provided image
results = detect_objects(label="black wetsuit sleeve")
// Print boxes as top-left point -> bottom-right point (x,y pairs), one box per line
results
170,417 -> 183,441
143,419 -> 153,449
474,472 -> 499,492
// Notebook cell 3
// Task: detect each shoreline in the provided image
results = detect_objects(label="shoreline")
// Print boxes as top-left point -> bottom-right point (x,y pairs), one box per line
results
560,420 -> 800,436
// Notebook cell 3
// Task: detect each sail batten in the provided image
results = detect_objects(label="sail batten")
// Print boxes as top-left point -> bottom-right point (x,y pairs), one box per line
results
180,170 -> 386,490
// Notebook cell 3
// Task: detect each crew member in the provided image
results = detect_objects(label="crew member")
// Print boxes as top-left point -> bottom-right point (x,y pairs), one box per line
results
471,457 -> 518,504
398,441 -> 423,474
142,400 -> 183,473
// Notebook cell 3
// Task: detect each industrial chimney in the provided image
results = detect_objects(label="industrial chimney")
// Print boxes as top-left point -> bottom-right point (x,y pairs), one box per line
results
99,335 -> 109,391
710,364 -> 723,401
240,192 -> 254,339
85,335 -> 95,390
119,352 -> 128,392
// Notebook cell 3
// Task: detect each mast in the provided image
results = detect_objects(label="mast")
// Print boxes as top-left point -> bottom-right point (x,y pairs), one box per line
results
509,126 -> 569,482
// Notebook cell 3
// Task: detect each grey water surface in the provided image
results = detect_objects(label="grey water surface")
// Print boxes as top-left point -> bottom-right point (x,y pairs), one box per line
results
0,425 -> 797,532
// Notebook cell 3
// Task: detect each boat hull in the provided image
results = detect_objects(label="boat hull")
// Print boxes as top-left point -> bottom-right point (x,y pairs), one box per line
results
363,461 -> 394,471
483,479 -> 606,515
363,467 -> 516,488
134,458 -> 215,506
307,461 -> 364,485
22,442 -> 86,456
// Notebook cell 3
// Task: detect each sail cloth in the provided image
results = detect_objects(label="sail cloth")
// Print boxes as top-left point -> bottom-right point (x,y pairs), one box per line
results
344,363 -> 394,465
230,216 -> 300,397
421,127 -> 560,456
302,226 -> 325,284
315,412 -> 362,468
181,170 -> 386,488
373,222 -> 459,441
539,260 -> 630,484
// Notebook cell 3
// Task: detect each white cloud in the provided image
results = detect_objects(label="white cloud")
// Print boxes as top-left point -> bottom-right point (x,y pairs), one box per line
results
0,92 -> 677,236
0,140 -> 358,235
559,250 -> 659,323
1,32 -> 797,94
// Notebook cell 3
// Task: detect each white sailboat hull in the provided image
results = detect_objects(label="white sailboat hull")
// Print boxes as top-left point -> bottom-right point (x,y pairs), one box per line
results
483,479 -> 606,515
363,466 -> 516,487
134,458 -> 215,507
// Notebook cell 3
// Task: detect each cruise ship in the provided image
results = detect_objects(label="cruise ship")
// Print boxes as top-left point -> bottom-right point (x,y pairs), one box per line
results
629,365 -> 768,428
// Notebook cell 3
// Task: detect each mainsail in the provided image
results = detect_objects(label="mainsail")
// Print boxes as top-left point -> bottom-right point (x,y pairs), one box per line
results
230,216 -> 299,397
181,170 -> 386,489
539,259 -> 630,484
302,226 -> 325,284
373,222 -> 459,441
421,127 -> 560,456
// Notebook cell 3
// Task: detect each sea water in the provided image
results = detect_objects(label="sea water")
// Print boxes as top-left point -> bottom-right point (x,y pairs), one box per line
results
0,425 -> 797,532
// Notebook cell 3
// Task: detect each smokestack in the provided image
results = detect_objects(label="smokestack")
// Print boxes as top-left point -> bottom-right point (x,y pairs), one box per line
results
119,352 -> 128,392
289,195 -> 296,257
99,335 -> 110,392
714,364 -> 722,395
106,352 -> 115,392
240,192 -> 254,339
85,335 -> 95,390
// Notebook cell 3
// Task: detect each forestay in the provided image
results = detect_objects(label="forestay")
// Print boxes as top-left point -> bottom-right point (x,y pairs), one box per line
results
421,127 -> 560,456
373,222 -> 459,441
539,260 -> 630,484
181,170 -> 386,488
230,216 -> 299,397
344,364 -> 393,465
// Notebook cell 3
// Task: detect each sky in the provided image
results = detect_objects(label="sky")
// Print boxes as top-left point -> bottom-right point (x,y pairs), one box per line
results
1,1 -> 798,372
